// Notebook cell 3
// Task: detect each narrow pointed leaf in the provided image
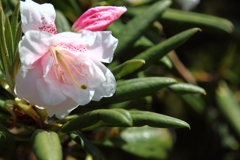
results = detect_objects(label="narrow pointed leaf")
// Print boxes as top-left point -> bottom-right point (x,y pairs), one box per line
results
69,131 -> 102,160
85,77 -> 176,107
0,8 -> 9,73
98,109 -> 133,127
111,59 -> 145,79
62,109 -> 133,132
159,55 -> 172,68
133,28 -> 201,70
5,15 -> 14,61
130,110 -> 190,129
61,112 -> 99,132
161,8 -> 234,34
168,83 -> 206,95
114,0 -> 172,59
10,1 -> 20,39
216,81 -> 240,137
31,129 -> 62,160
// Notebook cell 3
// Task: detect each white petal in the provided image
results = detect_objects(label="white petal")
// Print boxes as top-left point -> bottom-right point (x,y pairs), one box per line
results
91,61 -> 116,101
15,61 -> 46,107
84,31 -> 118,63
19,31 -> 52,66
36,69 -> 66,106
80,57 -> 106,88
61,79 -> 95,105
20,0 -> 57,34
44,97 -> 79,119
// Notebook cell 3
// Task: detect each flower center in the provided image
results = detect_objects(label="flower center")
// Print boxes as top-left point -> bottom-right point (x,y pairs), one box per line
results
49,47 -> 87,90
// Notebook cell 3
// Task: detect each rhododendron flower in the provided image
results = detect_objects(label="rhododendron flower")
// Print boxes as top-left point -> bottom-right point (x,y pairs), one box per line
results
72,6 -> 127,32
15,0 -> 122,119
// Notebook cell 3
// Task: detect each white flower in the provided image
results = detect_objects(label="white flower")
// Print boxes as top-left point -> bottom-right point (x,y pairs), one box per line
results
15,0 -> 118,119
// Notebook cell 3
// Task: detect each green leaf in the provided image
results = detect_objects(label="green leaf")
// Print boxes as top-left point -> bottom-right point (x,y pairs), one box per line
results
0,7 -> 9,74
159,55 -> 172,68
55,10 -> 71,33
111,59 -> 145,79
5,15 -> 14,63
168,83 -> 206,95
133,28 -> 201,70
62,109 -> 189,132
99,127 -> 173,159
10,1 -> 20,39
62,109 -> 133,132
85,77 -> 176,107
31,129 -> 62,160
69,131 -> 102,160
114,0 -> 172,59
160,8 -> 234,34
216,81 -> 240,138
130,110 -> 190,129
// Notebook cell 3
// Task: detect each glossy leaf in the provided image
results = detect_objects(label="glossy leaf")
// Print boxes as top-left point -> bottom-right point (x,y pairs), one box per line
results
114,0 -> 172,59
216,81 -> 240,137
62,109 -> 133,132
62,109 -> 189,132
31,129 -> 62,160
130,110 -> 190,129
133,28 -> 201,70
111,59 -> 145,79
168,83 -> 206,95
85,77 -> 176,107
69,131 -> 102,160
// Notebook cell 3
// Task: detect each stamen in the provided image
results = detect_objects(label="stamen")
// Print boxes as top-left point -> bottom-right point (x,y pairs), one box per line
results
55,50 -> 87,90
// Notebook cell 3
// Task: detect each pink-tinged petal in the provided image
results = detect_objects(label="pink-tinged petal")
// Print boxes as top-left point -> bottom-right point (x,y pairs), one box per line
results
36,69 -> 66,106
51,31 -> 118,63
19,31 -> 52,66
84,31 -> 118,63
51,31 -> 96,53
72,6 -> 127,32
91,60 -> 116,101
15,61 -> 46,107
20,0 -> 57,34
44,97 -> 78,119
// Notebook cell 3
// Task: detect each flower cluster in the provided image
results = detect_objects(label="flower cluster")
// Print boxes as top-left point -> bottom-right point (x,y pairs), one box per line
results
15,0 -> 126,119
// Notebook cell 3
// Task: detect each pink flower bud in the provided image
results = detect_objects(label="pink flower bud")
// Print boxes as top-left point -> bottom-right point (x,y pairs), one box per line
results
72,6 -> 127,32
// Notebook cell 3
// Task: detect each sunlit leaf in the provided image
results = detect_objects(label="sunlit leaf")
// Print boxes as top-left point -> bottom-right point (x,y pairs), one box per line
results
111,59 -> 145,79
84,77 -> 176,107
130,110 -> 190,129
168,83 -> 206,95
